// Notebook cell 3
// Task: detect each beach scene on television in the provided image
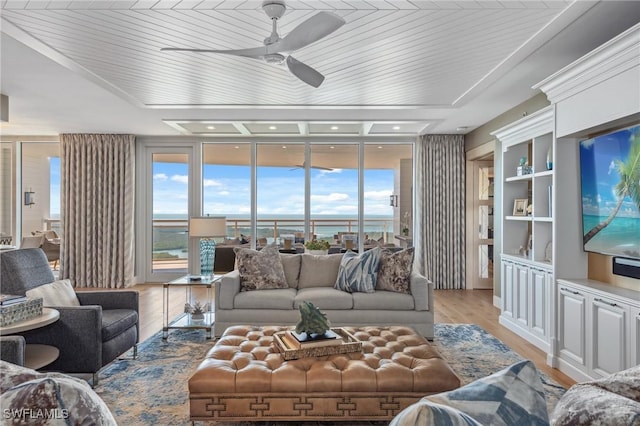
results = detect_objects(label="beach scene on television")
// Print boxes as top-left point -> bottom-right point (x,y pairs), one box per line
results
580,124 -> 640,259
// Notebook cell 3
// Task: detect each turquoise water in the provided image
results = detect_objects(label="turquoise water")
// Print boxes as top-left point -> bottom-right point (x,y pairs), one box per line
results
583,214 -> 640,257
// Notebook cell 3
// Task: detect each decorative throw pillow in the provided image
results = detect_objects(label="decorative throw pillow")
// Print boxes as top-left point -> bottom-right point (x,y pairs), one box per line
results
390,400 -> 482,426
427,360 -> 549,425
25,279 -> 80,307
334,247 -> 382,293
550,364 -> 640,425
0,361 -> 117,425
234,244 -> 288,292
377,247 -> 414,294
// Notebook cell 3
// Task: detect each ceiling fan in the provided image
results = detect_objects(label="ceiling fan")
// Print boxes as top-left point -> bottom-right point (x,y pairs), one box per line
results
289,161 -> 333,171
161,1 -> 345,88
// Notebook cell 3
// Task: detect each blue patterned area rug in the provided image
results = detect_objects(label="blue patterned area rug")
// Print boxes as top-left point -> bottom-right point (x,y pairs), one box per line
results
95,324 -> 565,425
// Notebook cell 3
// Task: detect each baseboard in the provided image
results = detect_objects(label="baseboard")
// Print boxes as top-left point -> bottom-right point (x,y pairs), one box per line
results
493,295 -> 501,309
556,358 -> 593,383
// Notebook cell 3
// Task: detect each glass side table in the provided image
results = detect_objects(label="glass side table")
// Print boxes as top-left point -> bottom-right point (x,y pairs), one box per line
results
162,274 -> 223,340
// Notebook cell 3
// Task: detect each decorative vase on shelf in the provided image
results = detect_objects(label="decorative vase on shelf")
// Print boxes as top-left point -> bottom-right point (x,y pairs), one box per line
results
546,147 -> 553,170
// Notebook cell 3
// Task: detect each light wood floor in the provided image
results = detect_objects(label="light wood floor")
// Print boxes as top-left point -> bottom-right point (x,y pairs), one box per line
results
121,284 -> 576,389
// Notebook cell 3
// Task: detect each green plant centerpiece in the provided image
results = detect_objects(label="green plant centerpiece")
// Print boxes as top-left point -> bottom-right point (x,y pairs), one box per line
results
304,240 -> 330,251
295,301 -> 331,337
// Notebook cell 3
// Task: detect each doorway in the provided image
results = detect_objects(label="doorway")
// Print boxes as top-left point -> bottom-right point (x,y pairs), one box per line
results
466,143 -> 495,290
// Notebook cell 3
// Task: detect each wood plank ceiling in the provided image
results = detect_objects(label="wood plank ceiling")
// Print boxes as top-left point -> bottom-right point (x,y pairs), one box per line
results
1,0 -> 568,108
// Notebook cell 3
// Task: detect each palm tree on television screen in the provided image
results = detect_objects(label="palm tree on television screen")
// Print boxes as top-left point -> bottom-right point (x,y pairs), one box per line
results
584,134 -> 640,244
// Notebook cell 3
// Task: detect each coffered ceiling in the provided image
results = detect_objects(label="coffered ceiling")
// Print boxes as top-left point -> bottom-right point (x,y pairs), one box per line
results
1,1 -> 639,137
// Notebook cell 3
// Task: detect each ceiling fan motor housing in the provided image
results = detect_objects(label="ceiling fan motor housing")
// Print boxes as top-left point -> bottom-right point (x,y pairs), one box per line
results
262,1 -> 286,20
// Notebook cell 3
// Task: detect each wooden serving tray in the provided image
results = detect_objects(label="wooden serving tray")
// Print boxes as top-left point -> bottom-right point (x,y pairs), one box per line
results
273,327 -> 363,360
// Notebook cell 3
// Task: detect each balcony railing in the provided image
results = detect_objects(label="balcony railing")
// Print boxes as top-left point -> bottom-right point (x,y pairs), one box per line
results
45,217 -> 396,272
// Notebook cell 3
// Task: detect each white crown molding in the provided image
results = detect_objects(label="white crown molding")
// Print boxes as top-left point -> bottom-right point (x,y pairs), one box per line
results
491,106 -> 553,150
534,22 -> 640,104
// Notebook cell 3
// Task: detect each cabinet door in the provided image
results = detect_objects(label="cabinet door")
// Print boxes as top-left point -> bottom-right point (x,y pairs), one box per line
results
558,285 -> 586,367
632,307 -> 640,368
591,297 -> 627,377
529,268 -> 549,338
502,260 -> 514,319
515,263 -> 529,327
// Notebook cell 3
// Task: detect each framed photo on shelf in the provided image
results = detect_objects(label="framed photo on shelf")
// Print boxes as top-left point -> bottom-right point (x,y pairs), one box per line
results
512,199 -> 528,216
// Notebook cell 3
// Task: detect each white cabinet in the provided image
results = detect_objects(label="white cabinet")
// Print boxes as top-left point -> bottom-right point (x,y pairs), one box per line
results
591,296 -> 628,377
500,256 -> 552,353
630,305 -> 640,368
558,284 -> 586,369
557,279 -> 640,382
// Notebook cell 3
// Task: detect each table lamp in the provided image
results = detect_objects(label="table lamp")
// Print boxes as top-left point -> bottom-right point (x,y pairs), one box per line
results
189,216 -> 227,278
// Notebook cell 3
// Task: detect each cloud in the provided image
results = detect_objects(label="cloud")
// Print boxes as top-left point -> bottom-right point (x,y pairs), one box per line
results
310,193 -> 349,203
153,173 -> 168,181
364,189 -> 392,200
203,179 -> 222,187
580,139 -> 595,149
170,174 -> 189,184
218,191 -> 230,196
608,160 -> 616,175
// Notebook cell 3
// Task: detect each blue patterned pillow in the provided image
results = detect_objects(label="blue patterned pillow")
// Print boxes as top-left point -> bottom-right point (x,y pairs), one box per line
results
334,247 -> 382,293
390,400 -> 482,426
391,360 -> 549,426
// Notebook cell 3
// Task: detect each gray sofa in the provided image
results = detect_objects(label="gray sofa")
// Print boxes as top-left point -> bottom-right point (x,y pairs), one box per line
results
214,252 -> 434,338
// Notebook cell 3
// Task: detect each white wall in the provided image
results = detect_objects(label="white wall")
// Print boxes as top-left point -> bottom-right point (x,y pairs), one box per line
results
20,143 -> 58,239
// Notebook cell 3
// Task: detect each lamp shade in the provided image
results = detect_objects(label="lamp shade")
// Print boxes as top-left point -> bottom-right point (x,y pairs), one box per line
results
189,217 -> 227,238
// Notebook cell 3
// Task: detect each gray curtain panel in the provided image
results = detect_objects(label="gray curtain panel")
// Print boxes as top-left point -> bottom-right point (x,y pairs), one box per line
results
415,134 -> 466,290
59,134 -> 135,288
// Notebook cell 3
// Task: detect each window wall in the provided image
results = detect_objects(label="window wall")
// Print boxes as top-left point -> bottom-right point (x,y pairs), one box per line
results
202,143 -> 251,239
257,144 -> 305,244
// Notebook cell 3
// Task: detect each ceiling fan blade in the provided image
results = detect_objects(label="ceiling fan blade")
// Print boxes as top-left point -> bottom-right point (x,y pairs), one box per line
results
161,45 -> 268,59
275,11 -> 345,53
286,56 -> 324,88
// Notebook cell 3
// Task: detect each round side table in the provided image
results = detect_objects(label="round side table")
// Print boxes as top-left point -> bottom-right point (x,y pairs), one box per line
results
0,307 -> 60,369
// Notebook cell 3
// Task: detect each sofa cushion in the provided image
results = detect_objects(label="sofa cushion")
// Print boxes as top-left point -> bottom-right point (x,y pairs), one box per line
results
25,279 -> 80,307
294,288 -> 353,310
234,244 -> 288,291
550,364 -> 640,426
298,253 -> 343,288
101,309 -> 139,341
280,254 -> 301,289
335,247 -> 383,293
396,360 -> 548,426
234,288 -> 296,310
377,247 -> 414,294
0,361 -> 117,425
352,291 -> 414,310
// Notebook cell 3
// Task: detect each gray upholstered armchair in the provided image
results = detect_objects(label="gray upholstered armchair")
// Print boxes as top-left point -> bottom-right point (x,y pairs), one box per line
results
0,248 -> 139,385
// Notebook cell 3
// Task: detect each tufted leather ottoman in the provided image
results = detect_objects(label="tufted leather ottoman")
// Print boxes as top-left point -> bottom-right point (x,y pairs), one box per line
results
189,325 -> 460,422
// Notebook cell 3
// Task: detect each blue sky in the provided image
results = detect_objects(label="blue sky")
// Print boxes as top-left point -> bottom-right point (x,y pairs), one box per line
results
580,124 -> 640,219
152,163 -> 393,217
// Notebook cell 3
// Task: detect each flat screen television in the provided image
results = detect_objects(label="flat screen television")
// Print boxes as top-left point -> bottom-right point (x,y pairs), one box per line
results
579,123 -> 640,260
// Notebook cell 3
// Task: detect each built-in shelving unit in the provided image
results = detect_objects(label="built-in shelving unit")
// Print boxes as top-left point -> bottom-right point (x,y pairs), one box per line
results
492,106 -> 555,354
493,22 -> 640,382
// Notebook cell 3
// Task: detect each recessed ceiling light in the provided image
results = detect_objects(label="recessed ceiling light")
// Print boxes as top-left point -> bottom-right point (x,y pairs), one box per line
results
331,126 -> 339,130
282,145 -> 287,149
207,125 -> 216,130
378,146 -> 383,149
330,146 -> 335,149
392,126 -> 400,130
269,125 -> 277,130
234,146 -> 239,149
456,126 -> 468,131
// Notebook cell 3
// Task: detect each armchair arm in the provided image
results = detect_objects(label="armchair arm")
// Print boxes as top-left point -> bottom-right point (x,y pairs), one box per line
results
76,291 -> 139,312
215,270 -> 240,310
21,306 -> 102,374
410,272 -> 432,312
0,336 -> 26,366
